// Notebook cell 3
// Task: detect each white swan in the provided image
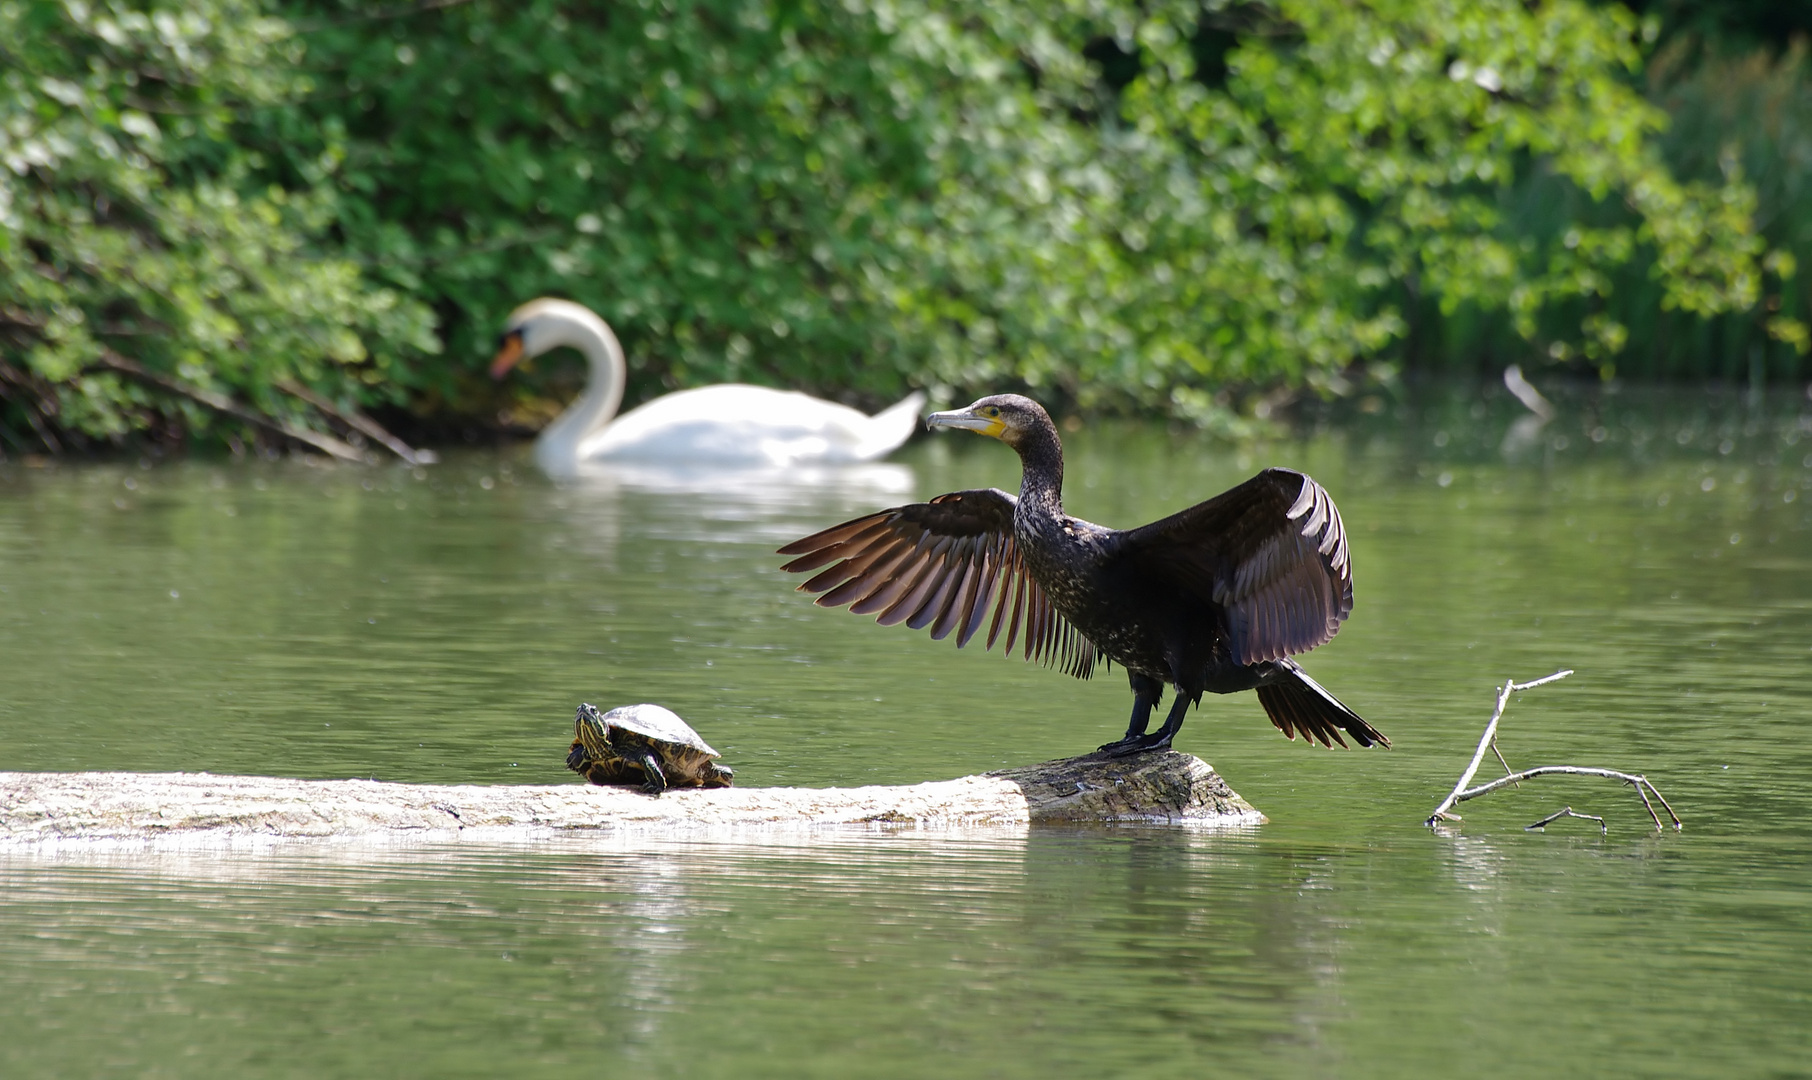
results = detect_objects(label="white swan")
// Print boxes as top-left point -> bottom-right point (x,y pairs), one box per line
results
490,298 -> 925,474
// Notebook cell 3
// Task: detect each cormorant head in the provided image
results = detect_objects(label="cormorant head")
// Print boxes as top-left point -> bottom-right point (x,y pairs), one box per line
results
924,394 -> 1054,450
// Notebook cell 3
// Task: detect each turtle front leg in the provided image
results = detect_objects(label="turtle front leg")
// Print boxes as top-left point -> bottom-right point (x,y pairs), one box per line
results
703,763 -> 734,788
580,757 -> 638,787
637,752 -> 669,796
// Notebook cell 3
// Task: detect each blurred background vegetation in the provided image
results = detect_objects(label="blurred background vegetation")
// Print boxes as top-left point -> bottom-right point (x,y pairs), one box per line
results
2,0 -> 1810,454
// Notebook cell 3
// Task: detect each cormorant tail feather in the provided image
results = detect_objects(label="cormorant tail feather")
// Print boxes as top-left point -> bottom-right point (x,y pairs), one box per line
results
1255,659 -> 1389,749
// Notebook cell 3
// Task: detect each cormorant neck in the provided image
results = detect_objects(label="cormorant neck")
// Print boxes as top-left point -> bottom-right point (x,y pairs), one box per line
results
1013,417 -> 1065,513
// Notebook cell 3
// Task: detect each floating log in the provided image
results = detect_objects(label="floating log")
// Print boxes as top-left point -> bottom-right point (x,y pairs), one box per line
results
0,752 -> 1261,846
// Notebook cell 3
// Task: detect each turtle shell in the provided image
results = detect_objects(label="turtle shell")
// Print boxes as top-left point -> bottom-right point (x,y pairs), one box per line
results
595,703 -> 719,755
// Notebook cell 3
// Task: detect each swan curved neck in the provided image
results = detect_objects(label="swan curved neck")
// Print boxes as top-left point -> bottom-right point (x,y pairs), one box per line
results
533,309 -> 626,469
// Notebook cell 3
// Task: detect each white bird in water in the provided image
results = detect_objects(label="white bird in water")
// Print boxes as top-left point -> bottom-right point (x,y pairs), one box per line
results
490,298 -> 925,475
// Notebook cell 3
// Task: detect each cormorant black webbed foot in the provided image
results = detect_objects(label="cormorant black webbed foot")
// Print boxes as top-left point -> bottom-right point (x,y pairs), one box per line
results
1096,732 -> 1175,757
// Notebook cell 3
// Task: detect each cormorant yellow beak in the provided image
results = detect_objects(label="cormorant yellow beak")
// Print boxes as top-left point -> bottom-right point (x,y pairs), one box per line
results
926,406 -> 1006,439
489,331 -> 525,380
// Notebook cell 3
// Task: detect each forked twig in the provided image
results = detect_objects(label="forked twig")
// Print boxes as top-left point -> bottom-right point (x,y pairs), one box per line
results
1424,670 -> 1682,833
1450,766 -> 1680,831
1490,739 -> 1516,784
1526,806 -> 1605,833
1426,670 -> 1572,824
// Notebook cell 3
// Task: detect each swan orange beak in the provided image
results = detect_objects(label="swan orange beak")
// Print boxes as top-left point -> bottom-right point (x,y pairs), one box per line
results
489,331 -> 524,379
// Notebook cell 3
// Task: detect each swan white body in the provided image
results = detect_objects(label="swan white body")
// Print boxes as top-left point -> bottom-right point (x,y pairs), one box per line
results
493,298 -> 925,475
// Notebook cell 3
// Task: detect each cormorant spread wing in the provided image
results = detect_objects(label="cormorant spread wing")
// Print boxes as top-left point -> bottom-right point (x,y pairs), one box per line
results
780,393 -> 1386,754
1114,468 -> 1353,667
777,487 -> 1103,678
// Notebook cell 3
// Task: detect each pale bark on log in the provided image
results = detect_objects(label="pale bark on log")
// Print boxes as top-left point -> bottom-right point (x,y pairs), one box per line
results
0,752 -> 1261,847
989,750 -> 1260,824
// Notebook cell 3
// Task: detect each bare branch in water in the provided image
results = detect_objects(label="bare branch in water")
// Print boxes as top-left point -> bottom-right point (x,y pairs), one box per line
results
1425,670 -> 1682,833
95,351 -> 365,463
1490,739 -> 1516,782
1526,806 -> 1606,833
276,380 -> 436,466
1426,670 -> 1572,824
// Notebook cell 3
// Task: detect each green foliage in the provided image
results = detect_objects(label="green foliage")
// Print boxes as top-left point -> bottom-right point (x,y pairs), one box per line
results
920,0 -> 1793,412
1643,41 -> 1812,372
271,0 -> 1791,429
3,0 -> 1797,452
1620,0 -> 1812,53
0,0 -> 436,451
1406,31 -> 1812,382
262,0 -> 958,413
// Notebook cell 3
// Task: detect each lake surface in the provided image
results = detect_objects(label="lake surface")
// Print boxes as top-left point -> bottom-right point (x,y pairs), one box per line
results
1,382 -> 1809,1077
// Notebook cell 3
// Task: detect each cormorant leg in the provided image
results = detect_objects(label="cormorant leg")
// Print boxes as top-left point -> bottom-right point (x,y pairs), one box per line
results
1102,690 -> 1194,757
1098,674 -> 1165,754
1149,691 -> 1197,745
638,753 -> 669,796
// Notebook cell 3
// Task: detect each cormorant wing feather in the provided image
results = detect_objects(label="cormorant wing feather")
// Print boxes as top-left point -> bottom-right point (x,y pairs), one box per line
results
778,489 -> 1102,679
1116,468 -> 1353,666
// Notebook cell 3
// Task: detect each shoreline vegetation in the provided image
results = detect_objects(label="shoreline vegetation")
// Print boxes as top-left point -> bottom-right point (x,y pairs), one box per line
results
3,0 -> 1810,458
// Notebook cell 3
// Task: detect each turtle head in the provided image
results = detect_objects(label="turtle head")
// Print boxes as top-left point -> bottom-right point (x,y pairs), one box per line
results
573,702 -> 612,757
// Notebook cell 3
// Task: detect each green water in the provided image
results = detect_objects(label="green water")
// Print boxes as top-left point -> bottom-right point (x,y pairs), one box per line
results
2,383 -> 1810,1077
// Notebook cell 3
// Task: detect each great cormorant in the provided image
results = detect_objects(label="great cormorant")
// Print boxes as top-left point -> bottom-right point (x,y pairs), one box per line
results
777,394 -> 1388,755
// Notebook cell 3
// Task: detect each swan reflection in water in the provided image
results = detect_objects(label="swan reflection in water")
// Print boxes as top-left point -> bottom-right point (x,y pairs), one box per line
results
556,459 -> 915,505
535,458 -> 919,561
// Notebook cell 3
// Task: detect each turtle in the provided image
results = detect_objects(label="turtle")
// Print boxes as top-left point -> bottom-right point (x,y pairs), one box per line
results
564,702 -> 734,795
